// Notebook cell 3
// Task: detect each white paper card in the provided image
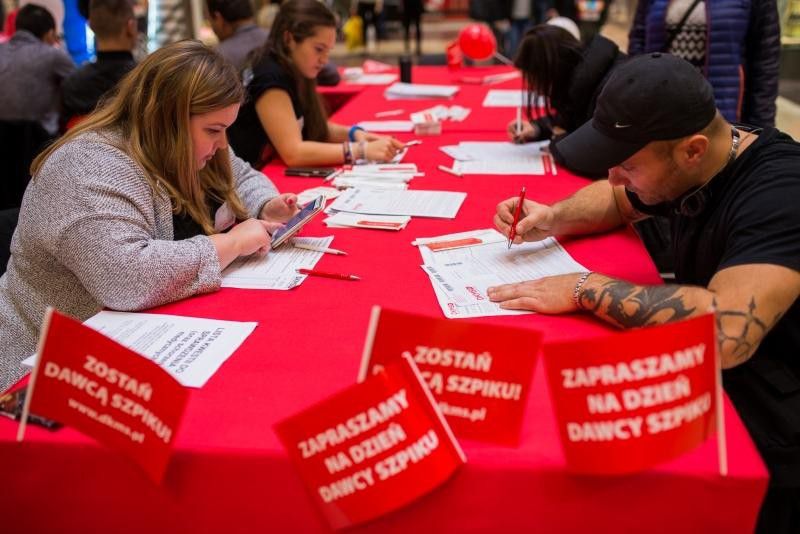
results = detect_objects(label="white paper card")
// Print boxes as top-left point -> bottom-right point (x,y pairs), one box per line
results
419,232 -> 587,318
385,82 -> 460,99
346,73 -> 398,85
329,188 -> 466,219
221,236 -> 333,289
453,159 -> 544,175
324,211 -> 410,230
23,311 -> 258,388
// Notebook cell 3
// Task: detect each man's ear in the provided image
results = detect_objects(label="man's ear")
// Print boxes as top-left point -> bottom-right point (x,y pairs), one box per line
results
126,18 -> 137,39
42,28 -> 58,46
681,134 -> 710,167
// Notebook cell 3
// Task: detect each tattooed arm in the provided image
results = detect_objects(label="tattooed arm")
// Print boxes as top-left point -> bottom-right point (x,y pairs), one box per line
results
487,264 -> 800,369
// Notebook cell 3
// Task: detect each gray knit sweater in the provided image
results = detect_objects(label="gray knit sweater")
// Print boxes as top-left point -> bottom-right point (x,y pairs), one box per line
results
0,129 -> 278,392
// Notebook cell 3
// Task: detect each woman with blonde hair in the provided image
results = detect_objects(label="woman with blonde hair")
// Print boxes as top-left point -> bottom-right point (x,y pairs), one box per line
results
227,0 -> 404,168
0,40 -> 298,393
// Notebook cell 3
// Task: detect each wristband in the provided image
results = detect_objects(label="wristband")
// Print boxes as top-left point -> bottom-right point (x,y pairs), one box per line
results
573,272 -> 593,310
348,125 -> 365,142
342,141 -> 353,164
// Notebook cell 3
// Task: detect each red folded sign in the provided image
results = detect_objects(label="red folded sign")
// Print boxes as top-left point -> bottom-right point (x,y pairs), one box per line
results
359,307 -> 541,446
275,355 -> 465,530
20,309 -> 188,483
543,314 -> 719,474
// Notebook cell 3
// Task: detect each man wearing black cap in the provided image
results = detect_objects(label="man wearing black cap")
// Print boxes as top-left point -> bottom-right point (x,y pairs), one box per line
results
489,52 -> 800,531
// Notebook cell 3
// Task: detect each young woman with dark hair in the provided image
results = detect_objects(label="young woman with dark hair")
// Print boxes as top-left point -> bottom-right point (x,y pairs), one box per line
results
508,23 -> 625,162
227,0 -> 403,168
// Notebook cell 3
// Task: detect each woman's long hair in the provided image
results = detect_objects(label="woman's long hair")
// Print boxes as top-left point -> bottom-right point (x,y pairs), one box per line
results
32,40 -> 248,234
260,0 -> 336,142
514,24 -> 583,123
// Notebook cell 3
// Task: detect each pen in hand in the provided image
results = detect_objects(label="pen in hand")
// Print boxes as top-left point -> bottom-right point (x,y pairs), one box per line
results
507,186 -> 526,249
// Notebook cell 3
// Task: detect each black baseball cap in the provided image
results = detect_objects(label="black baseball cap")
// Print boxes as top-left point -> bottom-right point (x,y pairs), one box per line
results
551,53 -> 717,177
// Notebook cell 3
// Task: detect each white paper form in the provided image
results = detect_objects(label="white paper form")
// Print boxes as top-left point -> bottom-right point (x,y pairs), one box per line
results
419,231 -> 587,318
329,188 -> 466,218
346,73 -> 398,85
23,311 -> 258,387
425,274 -> 528,319
482,89 -> 545,108
221,236 -> 333,289
385,82 -> 460,99
456,141 -> 549,160
453,159 -> 544,175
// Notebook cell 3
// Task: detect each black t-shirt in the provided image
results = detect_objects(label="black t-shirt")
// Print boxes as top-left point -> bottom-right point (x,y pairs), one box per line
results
228,53 -> 305,168
172,198 -> 223,241
61,51 -> 136,123
627,127 -> 800,485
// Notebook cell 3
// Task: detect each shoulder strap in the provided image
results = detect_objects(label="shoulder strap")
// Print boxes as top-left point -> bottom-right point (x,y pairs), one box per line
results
663,0 -> 704,52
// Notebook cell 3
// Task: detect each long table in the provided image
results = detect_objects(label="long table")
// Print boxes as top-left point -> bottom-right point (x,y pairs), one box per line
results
0,69 -> 767,532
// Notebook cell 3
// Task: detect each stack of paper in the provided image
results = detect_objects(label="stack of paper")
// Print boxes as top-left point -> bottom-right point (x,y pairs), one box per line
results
482,89 -> 546,108
385,82 -> 460,100
324,212 -> 411,231
416,229 -> 588,318
410,105 -> 471,123
343,63 -> 398,85
221,236 -> 333,290
331,163 -> 419,190
328,188 -> 466,219
439,140 -> 555,175
345,73 -> 399,85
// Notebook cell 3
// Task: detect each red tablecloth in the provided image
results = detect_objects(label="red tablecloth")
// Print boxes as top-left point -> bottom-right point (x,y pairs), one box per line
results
0,72 -> 767,532
327,66 -> 524,133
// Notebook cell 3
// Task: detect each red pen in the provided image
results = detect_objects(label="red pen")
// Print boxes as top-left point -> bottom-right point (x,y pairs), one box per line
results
508,186 -> 526,249
297,268 -> 361,281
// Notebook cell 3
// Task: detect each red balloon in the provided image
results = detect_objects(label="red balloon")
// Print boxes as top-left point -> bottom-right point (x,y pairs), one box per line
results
457,23 -> 497,61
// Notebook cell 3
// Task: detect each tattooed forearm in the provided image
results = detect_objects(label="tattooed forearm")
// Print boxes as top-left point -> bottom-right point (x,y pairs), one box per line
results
582,279 -> 697,328
715,297 -> 770,365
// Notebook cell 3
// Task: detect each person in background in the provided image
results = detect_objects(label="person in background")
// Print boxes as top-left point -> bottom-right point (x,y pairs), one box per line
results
0,41 -> 299,393
400,0 -> 423,56
207,0 -> 340,85
227,0 -> 402,168
493,54 -> 800,532
507,23 -> 625,173
353,0 -> 381,51
0,3 -> 75,136
628,0 -> 780,127
208,0 -> 268,70
61,0 -> 138,127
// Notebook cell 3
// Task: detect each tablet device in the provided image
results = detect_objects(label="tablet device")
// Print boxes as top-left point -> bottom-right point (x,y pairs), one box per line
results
284,167 -> 337,178
270,195 -> 326,249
